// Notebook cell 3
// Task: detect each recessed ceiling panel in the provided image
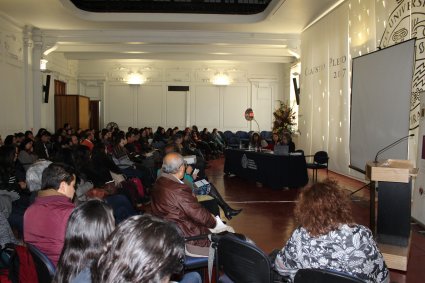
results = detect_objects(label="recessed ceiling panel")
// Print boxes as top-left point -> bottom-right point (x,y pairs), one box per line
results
70,0 -> 273,15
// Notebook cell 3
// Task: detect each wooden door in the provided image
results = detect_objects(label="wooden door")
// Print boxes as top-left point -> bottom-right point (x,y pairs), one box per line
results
54,80 -> 66,95
89,100 -> 100,131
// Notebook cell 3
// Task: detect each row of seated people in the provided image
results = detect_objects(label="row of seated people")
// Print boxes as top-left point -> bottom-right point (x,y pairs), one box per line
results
218,129 -> 296,153
0,124 -> 240,235
0,125 -> 239,216
151,152 -> 389,282
2,127 -> 388,282
1,151 -> 389,282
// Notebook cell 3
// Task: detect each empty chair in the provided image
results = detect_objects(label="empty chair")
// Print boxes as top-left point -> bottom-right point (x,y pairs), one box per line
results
223,131 -> 240,148
306,151 -> 329,183
223,131 -> 234,144
217,233 -> 283,283
235,131 -> 250,147
26,243 -> 56,283
294,268 -> 365,283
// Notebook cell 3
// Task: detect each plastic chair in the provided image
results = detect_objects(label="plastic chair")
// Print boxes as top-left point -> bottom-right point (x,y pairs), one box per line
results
26,243 -> 56,283
294,268 -> 365,283
217,233 -> 283,283
306,151 -> 329,183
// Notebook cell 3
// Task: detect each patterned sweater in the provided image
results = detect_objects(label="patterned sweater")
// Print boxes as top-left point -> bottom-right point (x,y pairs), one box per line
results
275,224 -> 389,283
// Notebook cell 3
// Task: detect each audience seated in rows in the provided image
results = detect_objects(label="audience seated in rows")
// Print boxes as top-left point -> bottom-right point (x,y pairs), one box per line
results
1,125 -> 389,283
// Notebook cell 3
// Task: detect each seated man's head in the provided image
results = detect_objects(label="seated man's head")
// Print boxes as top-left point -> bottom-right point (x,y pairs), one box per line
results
26,160 -> 52,192
295,179 -> 354,237
92,214 -> 184,283
41,163 -> 76,199
162,152 -> 185,180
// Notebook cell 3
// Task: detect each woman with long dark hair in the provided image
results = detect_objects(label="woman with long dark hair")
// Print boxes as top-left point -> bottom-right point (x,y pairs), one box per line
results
91,214 -> 201,283
53,200 -> 115,283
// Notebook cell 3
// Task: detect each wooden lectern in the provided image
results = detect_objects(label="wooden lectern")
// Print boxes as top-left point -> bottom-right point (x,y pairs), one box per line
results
366,159 -> 417,271
366,159 -> 415,245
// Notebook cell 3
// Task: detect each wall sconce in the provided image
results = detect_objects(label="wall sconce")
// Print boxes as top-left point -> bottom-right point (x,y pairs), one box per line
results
40,58 -> 48,71
127,72 -> 145,85
212,73 -> 231,86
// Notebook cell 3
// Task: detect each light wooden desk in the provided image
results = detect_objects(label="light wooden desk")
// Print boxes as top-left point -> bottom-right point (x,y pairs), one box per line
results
378,237 -> 411,271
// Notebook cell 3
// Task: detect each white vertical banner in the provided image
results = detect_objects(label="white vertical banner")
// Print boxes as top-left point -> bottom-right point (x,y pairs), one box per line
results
300,19 -> 329,157
328,3 -> 350,176
299,29 -> 313,153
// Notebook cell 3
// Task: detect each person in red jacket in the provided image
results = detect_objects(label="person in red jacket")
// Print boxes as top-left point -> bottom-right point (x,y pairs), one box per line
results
23,163 -> 76,266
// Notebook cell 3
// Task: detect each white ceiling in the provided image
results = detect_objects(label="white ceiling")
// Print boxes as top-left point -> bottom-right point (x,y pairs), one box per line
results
0,0 -> 343,63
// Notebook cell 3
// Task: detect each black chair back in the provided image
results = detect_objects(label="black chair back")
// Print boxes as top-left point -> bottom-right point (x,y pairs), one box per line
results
314,151 -> 328,164
26,243 -> 56,283
294,268 -> 365,283
218,234 -> 273,283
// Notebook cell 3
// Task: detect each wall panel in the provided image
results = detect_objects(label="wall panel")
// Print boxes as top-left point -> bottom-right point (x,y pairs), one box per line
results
193,86 -> 220,128
105,84 -> 134,129
222,86 -> 249,130
138,85 -> 164,127
166,90 -> 186,129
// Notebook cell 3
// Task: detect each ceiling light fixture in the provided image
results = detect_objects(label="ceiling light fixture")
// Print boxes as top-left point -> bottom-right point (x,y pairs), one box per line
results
127,72 -> 145,85
212,73 -> 231,86
40,58 -> 48,71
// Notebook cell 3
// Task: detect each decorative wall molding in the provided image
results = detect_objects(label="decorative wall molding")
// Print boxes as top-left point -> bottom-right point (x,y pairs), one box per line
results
4,31 -> 23,66
166,68 -> 191,82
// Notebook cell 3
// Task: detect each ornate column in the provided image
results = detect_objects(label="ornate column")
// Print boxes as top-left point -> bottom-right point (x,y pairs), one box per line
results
23,26 -> 34,130
31,28 -> 43,131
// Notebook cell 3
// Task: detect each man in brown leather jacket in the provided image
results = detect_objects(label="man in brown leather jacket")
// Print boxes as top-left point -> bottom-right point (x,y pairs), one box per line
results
151,152 -> 216,256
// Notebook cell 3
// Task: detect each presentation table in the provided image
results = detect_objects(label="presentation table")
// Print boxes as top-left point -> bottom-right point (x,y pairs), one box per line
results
224,149 -> 308,189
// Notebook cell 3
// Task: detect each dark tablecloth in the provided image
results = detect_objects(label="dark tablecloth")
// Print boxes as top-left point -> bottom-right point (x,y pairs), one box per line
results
224,149 -> 308,189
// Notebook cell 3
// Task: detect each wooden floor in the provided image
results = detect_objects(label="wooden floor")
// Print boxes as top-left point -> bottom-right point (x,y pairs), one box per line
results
205,157 -> 425,283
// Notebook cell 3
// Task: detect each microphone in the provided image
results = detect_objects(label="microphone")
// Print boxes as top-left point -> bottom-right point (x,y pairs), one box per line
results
374,134 -> 414,164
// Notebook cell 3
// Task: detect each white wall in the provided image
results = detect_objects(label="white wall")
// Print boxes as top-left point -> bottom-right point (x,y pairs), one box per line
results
78,61 -> 290,131
0,15 -> 79,137
300,0 -> 424,177
0,17 -> 26,138
300,0 -> 425,225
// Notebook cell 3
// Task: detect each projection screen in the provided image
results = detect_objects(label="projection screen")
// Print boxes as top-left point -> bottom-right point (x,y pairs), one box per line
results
350,39 -> 415,172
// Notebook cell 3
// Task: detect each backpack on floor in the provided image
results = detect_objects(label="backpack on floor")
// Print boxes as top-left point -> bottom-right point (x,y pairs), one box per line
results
0,244 -> 38,283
